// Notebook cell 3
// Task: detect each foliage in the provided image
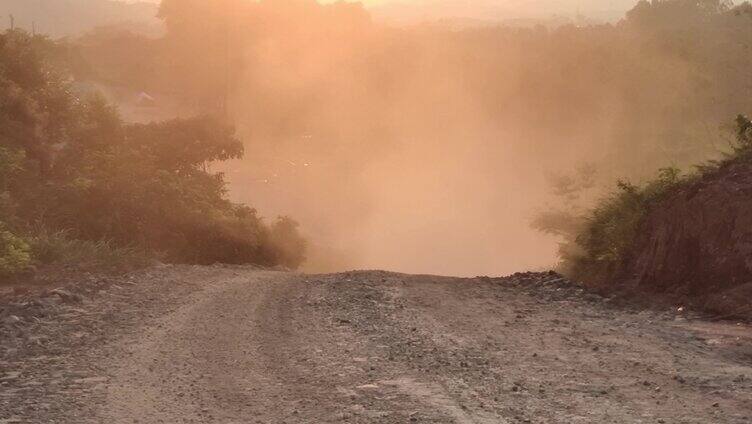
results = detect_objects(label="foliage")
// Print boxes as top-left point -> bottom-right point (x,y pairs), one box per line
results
531,163 -> 599,274
568,168 -> 682,282
267,216 -> 308,269
626,0 -> 734,29
29,229 -> 151,273
0,223 -> 31,277
732,114 -> 752,155
0,29 -> 306,279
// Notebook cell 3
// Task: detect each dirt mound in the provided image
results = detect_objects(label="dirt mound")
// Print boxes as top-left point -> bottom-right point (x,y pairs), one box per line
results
618,160 -> 752,319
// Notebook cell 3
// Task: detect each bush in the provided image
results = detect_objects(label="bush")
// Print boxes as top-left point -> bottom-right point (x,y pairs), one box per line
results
0,224 -> 31,277
29,229 -> 151,272
570,167 -> 682,283
267,216 -> 307,269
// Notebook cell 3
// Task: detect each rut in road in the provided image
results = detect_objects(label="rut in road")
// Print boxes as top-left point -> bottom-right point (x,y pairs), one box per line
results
2,265 -> 752,423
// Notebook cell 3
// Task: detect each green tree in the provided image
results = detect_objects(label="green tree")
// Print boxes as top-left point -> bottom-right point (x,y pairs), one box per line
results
0,29 -> 307,276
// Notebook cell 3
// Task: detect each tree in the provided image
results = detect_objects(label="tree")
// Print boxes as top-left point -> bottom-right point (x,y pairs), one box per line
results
0,29 -> 307,273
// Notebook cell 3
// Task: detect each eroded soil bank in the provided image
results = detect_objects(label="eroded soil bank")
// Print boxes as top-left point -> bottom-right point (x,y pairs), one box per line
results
618,160 -> 752,319
1,266 -> 751,423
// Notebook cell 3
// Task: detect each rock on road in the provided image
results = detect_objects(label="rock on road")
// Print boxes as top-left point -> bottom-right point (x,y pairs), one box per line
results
1,265 -> 751,423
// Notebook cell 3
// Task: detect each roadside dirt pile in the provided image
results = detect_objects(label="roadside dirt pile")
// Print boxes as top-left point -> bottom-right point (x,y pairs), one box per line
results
618,160 -> 752,318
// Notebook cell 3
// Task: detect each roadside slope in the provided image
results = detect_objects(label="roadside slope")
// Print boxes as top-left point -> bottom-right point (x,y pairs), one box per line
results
1,267 -> 751,423
619,160 -> 752,318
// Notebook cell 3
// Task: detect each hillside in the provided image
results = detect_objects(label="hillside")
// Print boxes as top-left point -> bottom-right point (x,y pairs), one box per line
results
618,158 -> 752,319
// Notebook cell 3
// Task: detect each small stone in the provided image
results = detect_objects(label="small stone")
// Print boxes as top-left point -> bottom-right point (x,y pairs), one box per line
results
73,376 -> 108,384
356,384 -> 379,390
3,315 -> 22,325
50,289 -> 83,303
0,371 -> 21,381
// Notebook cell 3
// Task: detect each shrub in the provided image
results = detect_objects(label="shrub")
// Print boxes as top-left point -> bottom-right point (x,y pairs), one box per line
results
267,216 -> 307,269
0,224 -> 31,277
29,229 -> 151,272
570,167 -> 682,283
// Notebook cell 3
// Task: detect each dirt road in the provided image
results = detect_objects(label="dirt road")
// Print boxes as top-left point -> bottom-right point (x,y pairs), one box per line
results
1,265 -> 751,423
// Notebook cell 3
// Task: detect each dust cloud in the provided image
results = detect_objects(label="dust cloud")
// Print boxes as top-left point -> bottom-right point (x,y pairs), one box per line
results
216,3 -> 581,276
146,0 -> 742,276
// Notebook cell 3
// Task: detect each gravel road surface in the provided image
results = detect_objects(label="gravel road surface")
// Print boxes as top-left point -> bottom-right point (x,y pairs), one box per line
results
1,265 -> 751,423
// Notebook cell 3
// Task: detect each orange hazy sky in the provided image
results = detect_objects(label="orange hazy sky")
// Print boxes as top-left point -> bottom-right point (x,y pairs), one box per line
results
123,0 -> 636,20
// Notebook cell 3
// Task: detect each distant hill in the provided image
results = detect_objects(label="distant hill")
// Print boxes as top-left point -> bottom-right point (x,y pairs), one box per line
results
370,0 -> 637,26
0,0 -> 161,38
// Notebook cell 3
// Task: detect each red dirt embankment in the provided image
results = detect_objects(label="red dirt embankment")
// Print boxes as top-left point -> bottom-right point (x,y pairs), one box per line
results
618,160 -> 752,319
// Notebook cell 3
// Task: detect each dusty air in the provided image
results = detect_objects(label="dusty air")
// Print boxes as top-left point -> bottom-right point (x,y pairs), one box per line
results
1,0 -> 750,422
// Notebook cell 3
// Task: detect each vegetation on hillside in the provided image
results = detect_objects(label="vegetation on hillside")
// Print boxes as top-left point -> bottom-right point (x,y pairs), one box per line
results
535,114 -> 752,285
0,30 -> 306,279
